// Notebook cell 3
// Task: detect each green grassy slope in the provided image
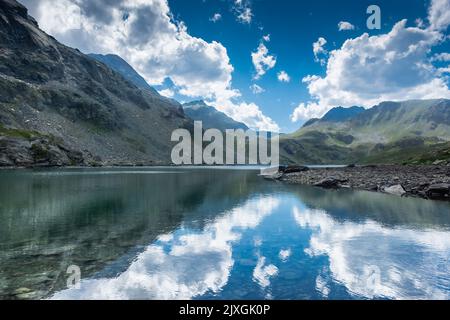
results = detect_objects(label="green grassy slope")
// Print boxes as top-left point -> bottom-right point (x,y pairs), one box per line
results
281,99 -> 450,165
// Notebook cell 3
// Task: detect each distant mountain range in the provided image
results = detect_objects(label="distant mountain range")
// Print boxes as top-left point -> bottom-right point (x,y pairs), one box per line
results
88,55 -> 250,132
281,99 -> 450,165
183,100 -> 249,131
302,106 -> 365,127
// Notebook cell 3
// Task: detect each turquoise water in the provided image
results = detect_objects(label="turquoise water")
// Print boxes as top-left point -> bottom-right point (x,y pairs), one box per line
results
0,167 -> 449,300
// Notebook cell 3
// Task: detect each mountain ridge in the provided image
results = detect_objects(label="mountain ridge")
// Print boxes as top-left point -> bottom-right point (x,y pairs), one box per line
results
321,106 -> 365,122
302,106 -> 365,128
182,100 -> 249,131
282,99 -> 450,165
87,53 -> 159,95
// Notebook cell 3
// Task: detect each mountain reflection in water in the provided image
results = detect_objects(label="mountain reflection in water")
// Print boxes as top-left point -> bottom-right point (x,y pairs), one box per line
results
0,168 -> 448,300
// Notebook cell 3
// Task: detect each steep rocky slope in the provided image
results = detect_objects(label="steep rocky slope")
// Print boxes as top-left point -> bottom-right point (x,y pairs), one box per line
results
0,0 -> 191,167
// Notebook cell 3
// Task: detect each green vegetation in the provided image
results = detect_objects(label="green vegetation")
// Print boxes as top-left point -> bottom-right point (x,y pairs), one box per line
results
30,143 -> 50,159
0,124 -> 42,140
0,124 -> 63,146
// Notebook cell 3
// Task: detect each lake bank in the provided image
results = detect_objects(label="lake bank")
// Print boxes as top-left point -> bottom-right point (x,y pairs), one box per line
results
276,165 -> 450,201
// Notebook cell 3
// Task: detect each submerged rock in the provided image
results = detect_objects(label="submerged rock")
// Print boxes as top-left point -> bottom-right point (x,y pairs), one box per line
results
262,172 -> 284,181
261,166 -> 286,176
383,185 -> 406,196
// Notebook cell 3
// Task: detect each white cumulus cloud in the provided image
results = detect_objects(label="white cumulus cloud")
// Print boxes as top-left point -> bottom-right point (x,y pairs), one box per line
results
210,13 -> 222,23
428,0 -> 450,31
252,42 -> 277,79
438,67 -> 450,75
432,52 -> 450,61
250,84 -> 265,94
415,18 -> 425,28
291,19 -> 450,122
158,88 -> 175,98
211,99 -> 280,132
338,21 -> 355,31
313,37 -> 328,65
277,70 -> 291,83
233,0 -> 253,24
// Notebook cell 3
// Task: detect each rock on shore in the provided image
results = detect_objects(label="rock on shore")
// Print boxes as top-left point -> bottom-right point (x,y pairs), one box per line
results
0,136 -> 86,167
277,165 -> 450,201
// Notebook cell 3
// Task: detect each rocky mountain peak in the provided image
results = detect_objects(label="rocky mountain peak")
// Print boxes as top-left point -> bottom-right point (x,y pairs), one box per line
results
0,0 -> 48,48
321,106 -> 365,123
1,0 -> 28,18
183,100 -> 209,109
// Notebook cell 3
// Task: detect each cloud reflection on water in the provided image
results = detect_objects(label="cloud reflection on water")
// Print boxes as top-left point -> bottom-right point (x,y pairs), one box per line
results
50,191 -> 450,300
52,196 -> 280,300
293,206 -> 450,300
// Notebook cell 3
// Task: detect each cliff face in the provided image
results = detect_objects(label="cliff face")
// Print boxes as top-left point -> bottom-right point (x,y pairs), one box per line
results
0,0 -> 191,167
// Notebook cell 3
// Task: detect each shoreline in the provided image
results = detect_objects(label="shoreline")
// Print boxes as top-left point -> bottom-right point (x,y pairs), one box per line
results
0,164 -> 266,170
275,165 -> 450,201
2,163 -> 450,201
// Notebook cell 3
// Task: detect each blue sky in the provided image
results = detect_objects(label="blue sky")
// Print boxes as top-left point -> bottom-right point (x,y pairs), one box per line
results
21,0 -> 450,133
168,0 -> 449,132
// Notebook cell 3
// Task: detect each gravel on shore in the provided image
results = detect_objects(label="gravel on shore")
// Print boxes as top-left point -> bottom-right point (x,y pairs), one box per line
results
277,165 -> 450,201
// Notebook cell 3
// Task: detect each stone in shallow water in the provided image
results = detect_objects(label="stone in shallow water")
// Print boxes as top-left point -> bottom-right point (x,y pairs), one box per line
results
426,184 -> 450,199
383,185 -> 406,196
262,172 -> 283,180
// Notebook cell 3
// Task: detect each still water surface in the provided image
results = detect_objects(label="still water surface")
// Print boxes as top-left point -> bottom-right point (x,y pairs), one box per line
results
0,167 -> 449,300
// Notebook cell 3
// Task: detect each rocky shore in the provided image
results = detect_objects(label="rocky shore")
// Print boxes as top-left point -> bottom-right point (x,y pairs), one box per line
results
270,165 -> 450,201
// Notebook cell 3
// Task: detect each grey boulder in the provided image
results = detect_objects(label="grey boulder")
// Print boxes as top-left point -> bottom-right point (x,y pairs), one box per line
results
383,185 -> 406,197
